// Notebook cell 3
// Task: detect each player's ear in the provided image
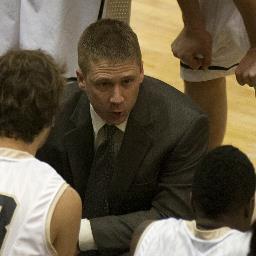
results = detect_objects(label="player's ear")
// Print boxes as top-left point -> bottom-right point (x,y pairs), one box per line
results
245,195 -> 255,219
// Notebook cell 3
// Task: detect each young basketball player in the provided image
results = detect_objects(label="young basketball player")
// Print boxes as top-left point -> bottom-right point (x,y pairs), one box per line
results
0,49 -> 82,255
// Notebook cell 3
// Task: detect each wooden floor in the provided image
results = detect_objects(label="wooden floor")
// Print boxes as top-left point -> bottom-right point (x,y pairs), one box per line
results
130,0 -> 256,166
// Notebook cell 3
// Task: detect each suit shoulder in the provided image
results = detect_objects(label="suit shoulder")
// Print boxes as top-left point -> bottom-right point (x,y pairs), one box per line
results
60,80 -> 85,110
141,76 -> 206,118
42,81 -> 89,146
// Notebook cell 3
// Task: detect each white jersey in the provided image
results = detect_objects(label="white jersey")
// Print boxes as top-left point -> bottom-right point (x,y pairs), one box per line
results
0,0 -> 131,78
181,0 -> 250,82
0,0 -> 103,77
0,148 -> 68,256
134,218 -> 252,256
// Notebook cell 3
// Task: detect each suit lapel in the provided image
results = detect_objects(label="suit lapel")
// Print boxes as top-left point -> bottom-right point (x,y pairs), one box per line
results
110,121 -> 152,198
109,82 -> 154,202
63,94 -> 94,199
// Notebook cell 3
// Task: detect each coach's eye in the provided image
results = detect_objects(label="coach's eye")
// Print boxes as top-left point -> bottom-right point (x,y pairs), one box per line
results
122,78 -> 134,87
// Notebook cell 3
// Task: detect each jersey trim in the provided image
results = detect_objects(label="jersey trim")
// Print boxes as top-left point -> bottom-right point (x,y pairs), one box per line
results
180,61 -> 239,71
134,221 -> 156,255
45,183 -> 69,256
185,220 -> 232,240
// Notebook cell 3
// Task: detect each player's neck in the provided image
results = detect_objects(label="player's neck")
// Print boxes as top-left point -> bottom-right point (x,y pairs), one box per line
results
0,127 -> 51,156
0,137 -> 37,156
195,214 -> 237,230
196,219 -> 225,230
196,213 -> 248,231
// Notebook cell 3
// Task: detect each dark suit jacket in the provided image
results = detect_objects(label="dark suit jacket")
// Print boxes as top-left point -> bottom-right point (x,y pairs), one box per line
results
37,75 -> 209,255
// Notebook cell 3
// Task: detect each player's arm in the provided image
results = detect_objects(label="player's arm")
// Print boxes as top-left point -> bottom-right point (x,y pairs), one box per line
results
233,0 -> 256,47
176,0 -> 204,29
233,0 -> 256,87
51,186 -> 82,256
172,0 -> 212,69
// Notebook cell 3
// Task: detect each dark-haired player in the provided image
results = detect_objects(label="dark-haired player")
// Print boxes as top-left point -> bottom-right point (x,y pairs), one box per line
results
133,145 -> 255,256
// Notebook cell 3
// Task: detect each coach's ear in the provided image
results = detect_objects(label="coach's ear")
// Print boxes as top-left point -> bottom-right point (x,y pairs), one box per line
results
139,61 -> 144,83
76,69 -> 86,90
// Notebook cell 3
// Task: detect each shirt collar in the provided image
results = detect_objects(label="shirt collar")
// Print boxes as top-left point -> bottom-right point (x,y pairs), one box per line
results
90,104 -> 127,137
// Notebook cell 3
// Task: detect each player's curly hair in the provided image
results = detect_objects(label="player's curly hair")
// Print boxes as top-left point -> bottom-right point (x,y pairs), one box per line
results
0,49 -> 65,143
192,145 -> 255,219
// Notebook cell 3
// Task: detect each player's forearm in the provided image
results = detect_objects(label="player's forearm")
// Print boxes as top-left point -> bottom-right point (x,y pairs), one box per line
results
176,0 -> 205,29
233,0 -> 256,47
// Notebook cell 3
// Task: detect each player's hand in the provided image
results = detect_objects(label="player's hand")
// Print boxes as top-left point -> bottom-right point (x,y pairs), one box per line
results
171,27 -> 212,70
235,47 -> 256,88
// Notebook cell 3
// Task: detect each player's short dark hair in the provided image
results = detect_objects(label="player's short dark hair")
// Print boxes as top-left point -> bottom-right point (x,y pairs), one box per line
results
0,49 -> 65,143
192,145 -> 255,219
78,18 -> 142,74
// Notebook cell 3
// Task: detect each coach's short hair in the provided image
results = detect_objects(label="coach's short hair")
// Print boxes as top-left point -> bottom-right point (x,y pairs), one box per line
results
78,18 -> 142,74
192,145 -> 255,219
0,49 -> 65,143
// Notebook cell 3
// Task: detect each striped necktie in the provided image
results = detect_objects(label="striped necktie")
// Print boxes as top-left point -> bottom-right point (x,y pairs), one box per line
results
85,125 -> 117,218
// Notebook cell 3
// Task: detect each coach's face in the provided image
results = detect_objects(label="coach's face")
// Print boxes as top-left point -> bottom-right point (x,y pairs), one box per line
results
77,59 -> 144,125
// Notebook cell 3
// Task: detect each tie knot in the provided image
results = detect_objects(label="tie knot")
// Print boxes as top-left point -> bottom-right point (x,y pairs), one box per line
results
104,125 -> 117,140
